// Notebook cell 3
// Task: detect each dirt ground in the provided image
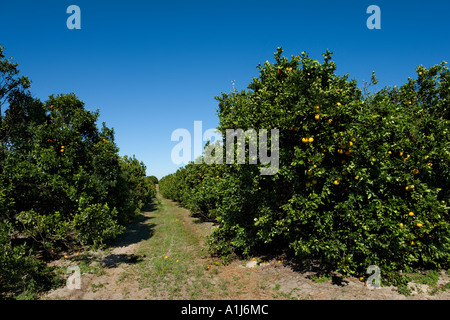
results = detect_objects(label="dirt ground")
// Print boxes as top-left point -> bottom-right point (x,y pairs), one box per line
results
43,197 -> 450,300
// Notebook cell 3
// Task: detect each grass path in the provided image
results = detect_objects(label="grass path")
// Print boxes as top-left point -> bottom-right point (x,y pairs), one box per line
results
44,193 -> 450,300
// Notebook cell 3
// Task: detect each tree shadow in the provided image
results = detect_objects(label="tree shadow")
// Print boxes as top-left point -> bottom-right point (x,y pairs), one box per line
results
100,253 -> 146,268
98,202 -> 158,268
114,204 -> 157,249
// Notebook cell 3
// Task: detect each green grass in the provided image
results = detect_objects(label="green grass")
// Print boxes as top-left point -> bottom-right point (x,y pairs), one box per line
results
129,196 -> 214,299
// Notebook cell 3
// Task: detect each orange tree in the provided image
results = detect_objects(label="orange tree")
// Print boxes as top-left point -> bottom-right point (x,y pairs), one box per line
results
162,48 -> 449,284
0,47 -> 155,298
159,160 -> 229,221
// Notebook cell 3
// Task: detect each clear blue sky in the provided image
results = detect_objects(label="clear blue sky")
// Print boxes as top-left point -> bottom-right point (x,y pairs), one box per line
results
1,0 -> 448,179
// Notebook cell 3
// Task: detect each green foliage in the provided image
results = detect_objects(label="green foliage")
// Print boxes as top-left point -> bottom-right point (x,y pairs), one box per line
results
147,175 -> 159,185
161,48 -> 450,284
0,45 -> 156,299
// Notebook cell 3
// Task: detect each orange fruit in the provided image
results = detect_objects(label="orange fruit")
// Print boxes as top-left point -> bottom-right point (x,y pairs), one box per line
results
416,223 -> 423,227
412,169 -> 419,174
315,105 -> 320,110
354,176 -> 360,180
307,170 -> 312,175
328,118 -> 333,124
337,102 -> 341,106
427,163 -> 433,167
315,114 -> 320,120
308,137 -> 314,143
337,149 -> 344,154
400,223 -> 404,227
411,241 -> 415,245
408,212 -> 414,217
333,180 -> 339,185
302,138 -> 308,143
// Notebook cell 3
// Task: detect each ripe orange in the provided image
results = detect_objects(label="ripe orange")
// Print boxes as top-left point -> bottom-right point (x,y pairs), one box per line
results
333,180 -> 339,185
427,162 -> 433,167
302,138 -> 308,143
337,102 -> 341,106
315,105 -> 320,110
337,149 -> 344,154
416,223 -> 423,227
315,114 -> 320,120
411,241 -> 415,245
400,223 -> 404,227
308,137 -> 314,143
328,118 -> 333,124
408,212 -> 414,217
354,176 -> 360,180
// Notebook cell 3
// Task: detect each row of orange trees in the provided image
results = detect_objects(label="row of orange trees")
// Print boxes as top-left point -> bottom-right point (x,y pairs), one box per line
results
160,48 -> 449,285
0,45 -> 156,299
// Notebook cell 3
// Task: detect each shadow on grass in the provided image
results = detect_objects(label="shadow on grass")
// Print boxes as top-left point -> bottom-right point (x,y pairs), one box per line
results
99,201 -> 158,268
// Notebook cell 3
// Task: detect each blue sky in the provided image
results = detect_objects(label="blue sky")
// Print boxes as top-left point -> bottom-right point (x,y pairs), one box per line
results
1,0 -> 448,179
